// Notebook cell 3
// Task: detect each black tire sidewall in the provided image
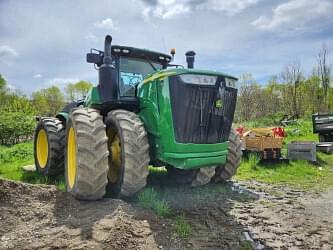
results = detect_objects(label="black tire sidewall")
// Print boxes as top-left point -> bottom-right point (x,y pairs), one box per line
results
104,114 -> 125,197
166,166 -> 198,184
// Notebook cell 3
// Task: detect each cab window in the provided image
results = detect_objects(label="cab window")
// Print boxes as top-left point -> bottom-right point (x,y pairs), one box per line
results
119,57 -> 163,96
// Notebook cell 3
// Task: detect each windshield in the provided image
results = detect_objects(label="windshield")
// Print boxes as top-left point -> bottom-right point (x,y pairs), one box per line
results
119,57 -> 163,96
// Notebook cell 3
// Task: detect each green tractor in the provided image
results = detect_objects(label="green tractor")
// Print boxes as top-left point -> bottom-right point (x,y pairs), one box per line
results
33,35 -> 242,200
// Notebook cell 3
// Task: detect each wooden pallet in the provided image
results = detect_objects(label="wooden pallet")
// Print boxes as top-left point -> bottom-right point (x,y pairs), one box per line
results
244,136 -> 284,151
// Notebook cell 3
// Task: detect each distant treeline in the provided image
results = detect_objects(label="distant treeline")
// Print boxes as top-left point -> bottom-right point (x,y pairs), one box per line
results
0,75 -> 92,144
235,44 -> 332,124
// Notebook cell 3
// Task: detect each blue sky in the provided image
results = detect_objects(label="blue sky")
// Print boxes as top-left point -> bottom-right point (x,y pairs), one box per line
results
0,0 -> 332,94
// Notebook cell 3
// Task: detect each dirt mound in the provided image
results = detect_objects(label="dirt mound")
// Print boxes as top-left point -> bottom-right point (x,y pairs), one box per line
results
2,177 -> 332,250
0,179 -> 178,250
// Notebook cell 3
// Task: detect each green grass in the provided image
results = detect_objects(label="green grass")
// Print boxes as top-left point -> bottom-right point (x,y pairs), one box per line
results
0,141 -> 66,190
137,187 -> 172,217
174,215 -> 192,238
283,120 -> 317,144
0,141 -> 33,164
235,119 -> 333,191
235,153 -> 333,190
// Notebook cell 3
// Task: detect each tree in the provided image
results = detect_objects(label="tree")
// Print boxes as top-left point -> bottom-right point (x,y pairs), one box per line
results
280,61 -> 303,118
75,80 -> 92,99
0,74 -> 6,92
317,43 -> 332,110
32,86 -> 65,116
65,81 -> 93,101
236,73 -> 261,121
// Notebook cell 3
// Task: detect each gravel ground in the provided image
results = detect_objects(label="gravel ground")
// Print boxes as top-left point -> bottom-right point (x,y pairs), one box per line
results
0,178 -> 332,249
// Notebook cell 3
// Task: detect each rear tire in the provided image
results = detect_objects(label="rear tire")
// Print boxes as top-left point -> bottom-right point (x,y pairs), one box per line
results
214,128 -> 242,182
33,118 -> 65,177
105,109 -> 150,197
65,108 -> 109,200
191,167 -> 216,187
166,166 -> 216,187
166,167 -> 197,184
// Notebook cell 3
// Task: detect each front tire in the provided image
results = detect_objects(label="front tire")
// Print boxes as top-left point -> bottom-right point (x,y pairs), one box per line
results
105,109 -> 150,197
65,108 -> 109,200
214,128 -> 242,182
33,118 -> 65,177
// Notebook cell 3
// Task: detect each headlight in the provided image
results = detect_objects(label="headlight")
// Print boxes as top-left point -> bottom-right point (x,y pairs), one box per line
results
225,78 -> 236,87
179,74 -> 217,85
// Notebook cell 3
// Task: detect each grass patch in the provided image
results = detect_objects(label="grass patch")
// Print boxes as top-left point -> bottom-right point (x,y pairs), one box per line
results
137,187 -> 171,217
0,141 -> 65,190
283,120 -> 317,145
174,215 -> 192,238
0,141 -> 33,164
235,119 -> 333,191
235,153 -> 333,190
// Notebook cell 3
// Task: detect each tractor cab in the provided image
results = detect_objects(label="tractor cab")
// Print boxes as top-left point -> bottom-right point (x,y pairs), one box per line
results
86,39 -> 172,111
112,46 -> 170,97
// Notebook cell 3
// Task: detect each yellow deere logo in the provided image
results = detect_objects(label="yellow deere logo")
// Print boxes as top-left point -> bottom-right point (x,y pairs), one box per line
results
215,99 -> 223,108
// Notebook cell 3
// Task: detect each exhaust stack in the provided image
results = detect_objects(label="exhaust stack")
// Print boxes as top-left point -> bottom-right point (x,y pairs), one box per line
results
185,51 -> 196,69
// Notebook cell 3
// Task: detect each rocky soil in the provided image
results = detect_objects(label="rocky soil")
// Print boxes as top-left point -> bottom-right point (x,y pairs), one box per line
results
0,177 -> 332,249
232,181 -> 333,249
0,179 -> 180,250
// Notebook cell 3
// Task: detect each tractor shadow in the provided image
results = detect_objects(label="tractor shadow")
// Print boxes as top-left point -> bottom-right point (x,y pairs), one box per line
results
47,167 -> 266,249
133,168 -> 266,249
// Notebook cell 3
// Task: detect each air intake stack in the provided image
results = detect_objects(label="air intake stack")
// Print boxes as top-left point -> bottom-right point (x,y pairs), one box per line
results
98,35 -> 118,102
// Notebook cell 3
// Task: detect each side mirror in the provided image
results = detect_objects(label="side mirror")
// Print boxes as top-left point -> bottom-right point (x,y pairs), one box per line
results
86,52 -> 103,66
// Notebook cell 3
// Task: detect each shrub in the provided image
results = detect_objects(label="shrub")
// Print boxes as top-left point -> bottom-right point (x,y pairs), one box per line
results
0,111 -> 35,145
0,142 -> 33,164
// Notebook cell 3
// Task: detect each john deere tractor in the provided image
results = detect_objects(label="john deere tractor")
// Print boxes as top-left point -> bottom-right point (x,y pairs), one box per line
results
33,35 -> 242,200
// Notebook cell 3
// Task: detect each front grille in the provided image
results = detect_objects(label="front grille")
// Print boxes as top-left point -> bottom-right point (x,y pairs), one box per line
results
169,75 -> 237,144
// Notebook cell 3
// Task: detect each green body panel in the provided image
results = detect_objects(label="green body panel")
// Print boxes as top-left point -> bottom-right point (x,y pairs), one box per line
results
57,112 -> 69,120
137,72 -> 229,170
84,86 -> 102,107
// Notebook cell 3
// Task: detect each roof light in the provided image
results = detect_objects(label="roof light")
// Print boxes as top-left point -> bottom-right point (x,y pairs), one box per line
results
122,49 -> 130,53
159,56 -> 165,60
113,48 -> 121,53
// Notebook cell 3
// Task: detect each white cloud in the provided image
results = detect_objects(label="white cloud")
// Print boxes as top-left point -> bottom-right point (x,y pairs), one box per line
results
144,2 -> 190,19
143,0 -> 260,19
252,0 -> 333,31
204,0 -> 260,15
94,18 -> 117,30
0,45 -> 18,58
46,78 -> 79,87
33,74 -> 43,78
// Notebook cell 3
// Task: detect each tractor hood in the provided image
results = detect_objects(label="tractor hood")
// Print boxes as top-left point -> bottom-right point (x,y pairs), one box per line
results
142,68 -> 238,85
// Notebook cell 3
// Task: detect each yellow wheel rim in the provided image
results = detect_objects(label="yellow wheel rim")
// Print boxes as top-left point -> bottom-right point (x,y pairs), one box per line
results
36,129 -> 49,168
67,127 -> 77,189
107,128 -> 122,183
